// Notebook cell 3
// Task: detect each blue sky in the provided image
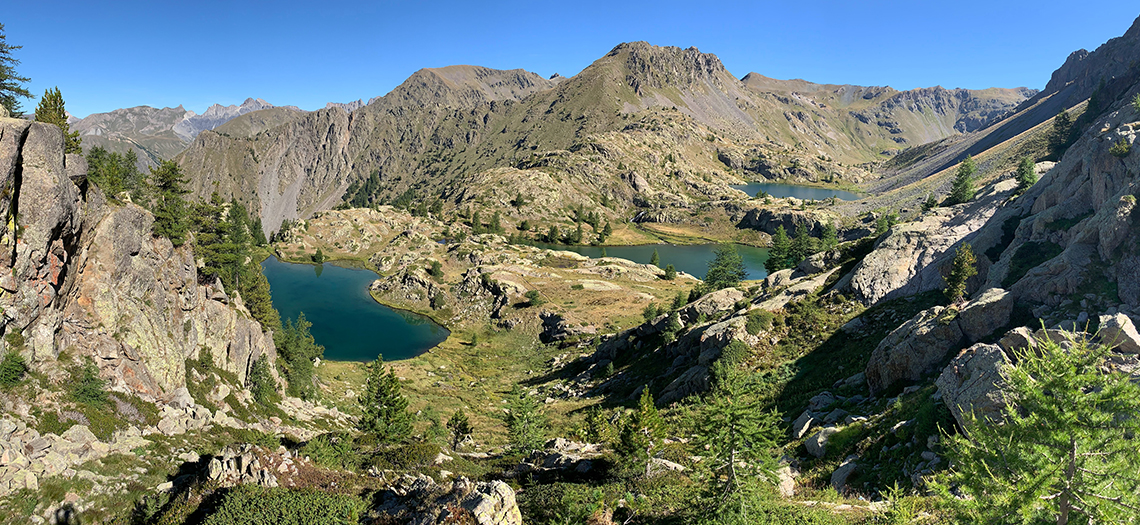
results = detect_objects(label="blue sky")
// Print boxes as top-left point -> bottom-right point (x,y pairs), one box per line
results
6,1 -> 1138,117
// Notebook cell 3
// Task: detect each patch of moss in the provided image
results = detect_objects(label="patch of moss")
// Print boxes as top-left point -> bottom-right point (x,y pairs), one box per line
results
1002,241 -> 1064,288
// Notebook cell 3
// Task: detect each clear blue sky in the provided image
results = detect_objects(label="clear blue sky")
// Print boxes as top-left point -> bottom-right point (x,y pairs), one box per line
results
6,1 -> 1138,117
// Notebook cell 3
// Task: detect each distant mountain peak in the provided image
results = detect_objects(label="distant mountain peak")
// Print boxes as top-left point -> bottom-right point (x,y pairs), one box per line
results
174,98 -> 278,141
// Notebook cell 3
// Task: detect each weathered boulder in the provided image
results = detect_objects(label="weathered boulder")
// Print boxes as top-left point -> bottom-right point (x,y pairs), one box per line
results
1098,313 -> 1140,354
844,180 -> 1013,306
865,306 -> 964,395
865,289 -> 1013,394
955,288 -> 1014,341
806,426 -> 840,458
936,343 -> 1011,429
791,410 -> 816,440
678,287 -> 744,324
831,456 -> 858,493
373,475 -> 523,525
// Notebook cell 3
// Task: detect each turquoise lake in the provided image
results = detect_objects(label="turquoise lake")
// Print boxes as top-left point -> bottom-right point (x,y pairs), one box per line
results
731,182 -> 861,201
261,257 -> 450,362
531,243 -> 770,281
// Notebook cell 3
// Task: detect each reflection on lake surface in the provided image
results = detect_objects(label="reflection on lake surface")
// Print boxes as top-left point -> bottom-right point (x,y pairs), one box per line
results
531,243 -> 770,281
731,182 -> 861,201
261,257 -> 449,361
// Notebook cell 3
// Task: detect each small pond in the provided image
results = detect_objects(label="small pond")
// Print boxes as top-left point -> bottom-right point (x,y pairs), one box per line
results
261,257 -> 450,362
731,182 -> 861,201
531,243 -> 770,281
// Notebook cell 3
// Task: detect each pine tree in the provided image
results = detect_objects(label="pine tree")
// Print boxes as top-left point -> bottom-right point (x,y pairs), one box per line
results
820,222 -> 839,251
546,224 -> 559,243
150,160 -> 190,246
505,385 -> 546,453
650,248 -> 660,267
358,356 -> 413,443
943,243 -> 977,304
948,155 -> 977,205
922,192 -> 939,211
1050,109 -> 1073,157
602,221 -> 612,239
446,409 -> 473,450
276,312 -> 324,399
705,244 -> 746,291
765,225 -> 792,274
470,210 -> 483,235
489,211 -> 503,234
250,217 -> 268,246
790,224 -> 816,264
0,24 -> 31,116
663,264 -> 677,281
618,388 -> 666,463
1015,156 -> 1037,192
34,87 -> 81,154
697,363 -> 781,520
932,335 -> 1140,525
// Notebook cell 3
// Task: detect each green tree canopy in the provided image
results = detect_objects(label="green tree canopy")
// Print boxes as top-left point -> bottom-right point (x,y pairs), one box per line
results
944,243 -> 978,304
34,87 -> 81,154
1015,156 -> 1038,192
150,160 -> 190,246
358,356 -> 413,443
765,225 -> 792,274
0,24 -> 31,116
446,409 -> 473,450
505,384 -> 546,453
276,312 -> 325,399
948,155 -> 977,205
933,335 -> 1140,524
86,146 -> 146,198
650,248 -> 660,267
705,244 -> 747,291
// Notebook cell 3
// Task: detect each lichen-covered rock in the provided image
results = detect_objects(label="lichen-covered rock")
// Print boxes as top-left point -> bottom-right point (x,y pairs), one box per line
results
371,474 -> 522,525
678,287 -> 744,324
806,426 -> 840,458
955,288 -> 1013,342
936,343 -> 1011,429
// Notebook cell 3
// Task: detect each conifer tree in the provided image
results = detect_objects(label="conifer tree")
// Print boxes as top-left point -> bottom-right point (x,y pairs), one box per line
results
1050,109 -> 1073,158
358,356 -> 413,443
34,87 -> 81,153
948,155 -> 977,205
705,244 -> 746,290
650,248 -> 660,267
697,362 -> 781,520
765,225 -> 792,273
618,388 -> 666,463
276,312 -> 324,399
446,409 -> 473,450
944,243 -> 977,304
0,24 -> 31,116
489,211 -> 503,234
601,221 -> 612,240
505,384 -> 546,453
150,160 -> 190,246
663,264 -> 677,281
932,336 -> 1140,525
790,224 -> 816,264
470,210 -> 483,235
820,222 -> 839,251
1015,156 -> 1037,192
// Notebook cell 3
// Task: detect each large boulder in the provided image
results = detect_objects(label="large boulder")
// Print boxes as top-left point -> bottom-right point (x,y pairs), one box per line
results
805,426 -> 840,458
844,180 -> 1014,306
1098,313 -> 1140,354
936,343 -> 1011,429
865,306 -> 964,395
373,475 -> 523,525
678,287 -> 744,324
865,289 -> 1014,394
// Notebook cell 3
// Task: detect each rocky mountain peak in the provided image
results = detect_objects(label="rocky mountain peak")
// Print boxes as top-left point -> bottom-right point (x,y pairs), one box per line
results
606,41 -> 731,92
1040,14 -> 1140,107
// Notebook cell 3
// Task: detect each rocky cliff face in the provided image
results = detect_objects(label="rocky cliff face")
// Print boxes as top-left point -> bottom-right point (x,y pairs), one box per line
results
0,115 -> 275,402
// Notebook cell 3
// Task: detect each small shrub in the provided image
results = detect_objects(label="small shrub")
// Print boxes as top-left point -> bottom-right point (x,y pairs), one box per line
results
662,264 -> 676,280
571,283 -> 584,290
428,260 -> 443,280
367,442 -> 441,470
745,310 -> 774,335
1110,139 -> 1132,158
300,432 -> 359,471
525,289 -> 545,307
69,358 -> 109,407
0,350 -> 27,389
201,485 -> 364,525
642,302 -> 659,322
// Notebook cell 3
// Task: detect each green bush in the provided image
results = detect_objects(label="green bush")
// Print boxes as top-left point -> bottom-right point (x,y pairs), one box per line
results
300,432 -> 359,471
0,349 -> 27,389
525,289 -> 545,307
745,310 -> 774,335
201,485 -> 364,525
1110,139 -> 1132,158
69,358 -> 108,407
366,441 -> 441,470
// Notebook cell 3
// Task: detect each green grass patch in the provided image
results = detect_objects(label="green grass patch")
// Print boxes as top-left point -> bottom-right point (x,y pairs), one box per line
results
1002,241 -> 1063,288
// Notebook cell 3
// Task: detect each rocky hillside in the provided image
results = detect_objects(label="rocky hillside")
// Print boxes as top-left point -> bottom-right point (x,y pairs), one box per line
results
175,42 -> 1032,235
68,98 -> 299,172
